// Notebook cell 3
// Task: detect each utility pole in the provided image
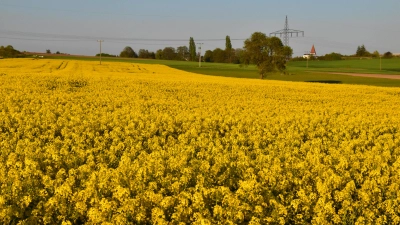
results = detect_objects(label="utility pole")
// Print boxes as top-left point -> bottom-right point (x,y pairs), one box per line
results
380,55 -> 382,71
97,40 -> 104,65
197,43 -> 203,67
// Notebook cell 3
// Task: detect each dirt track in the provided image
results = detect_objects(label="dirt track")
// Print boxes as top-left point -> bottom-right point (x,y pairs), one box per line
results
329,72 -> 400,80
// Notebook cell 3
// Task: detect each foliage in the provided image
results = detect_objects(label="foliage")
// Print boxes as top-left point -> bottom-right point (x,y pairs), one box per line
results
372,51 -> 380,58
203,44 -> 242,64
95,53 -> 117,57
282,46 -> 293,60
383,51 -> 393,59
120,46 -> 138,58
0,45 -> 24,58
356,45 -> 370,57
46,49 -> 51,54
321,52 -> 343,61
162,47 -> 177,60
203,47 -> 235,64
204,50 -> 213,62
232,48 -> 244,64
212,48 -> 226,63
138,49 -> 156,59
152,46 -> 189,61
242,32 -> 293,79
155,49 -> 163,60
189,37 -> 196,61
176,46 -> 189,61
290,56 -> 309,62
225,35 -> 232,51
2,59 -> 400,224
225,35 -> 233,63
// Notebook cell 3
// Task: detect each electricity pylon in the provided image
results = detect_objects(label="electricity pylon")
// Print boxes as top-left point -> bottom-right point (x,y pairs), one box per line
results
270,16 -> 304,47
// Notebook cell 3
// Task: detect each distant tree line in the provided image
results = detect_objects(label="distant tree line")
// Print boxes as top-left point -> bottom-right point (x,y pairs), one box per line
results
118,36 -> 247,63
119,46 -> 155,59
96,53 -> 118,57
45,50 -> 68,55
155,47 -> 181,60
117,39 -> 397,66
117,34 -> 294,79
291,44 -> 396,62
138,49 -> 156,59
355,45 -> 393,58
0,45 -> 24,58
203,36 -> 244,64
291,52 -> 345,61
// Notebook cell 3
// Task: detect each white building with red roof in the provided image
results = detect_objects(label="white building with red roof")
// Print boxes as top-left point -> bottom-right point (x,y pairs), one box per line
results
303,45 -> 317,59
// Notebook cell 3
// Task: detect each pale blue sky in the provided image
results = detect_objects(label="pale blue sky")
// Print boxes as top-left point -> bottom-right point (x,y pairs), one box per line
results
0,0 -> 399,56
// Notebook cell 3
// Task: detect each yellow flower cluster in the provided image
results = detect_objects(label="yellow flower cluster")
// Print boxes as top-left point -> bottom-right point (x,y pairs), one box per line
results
1,59 -> 400,224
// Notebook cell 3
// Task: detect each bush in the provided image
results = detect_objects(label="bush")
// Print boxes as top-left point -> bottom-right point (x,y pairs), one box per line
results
95,53 -> 117,57
323,52 -> 343,61
0,45 -> 23,58
383,51 -> 393,59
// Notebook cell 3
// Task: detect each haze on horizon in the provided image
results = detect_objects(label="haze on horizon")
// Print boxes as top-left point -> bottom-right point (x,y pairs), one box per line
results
0,0 -> 399,57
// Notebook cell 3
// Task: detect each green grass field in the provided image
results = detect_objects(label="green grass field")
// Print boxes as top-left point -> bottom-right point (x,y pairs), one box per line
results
290,58 -> 400,74
44,55 -> 400,87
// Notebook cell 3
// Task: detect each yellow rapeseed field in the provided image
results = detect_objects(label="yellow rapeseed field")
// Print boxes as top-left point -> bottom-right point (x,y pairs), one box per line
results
1,58 -> 400,224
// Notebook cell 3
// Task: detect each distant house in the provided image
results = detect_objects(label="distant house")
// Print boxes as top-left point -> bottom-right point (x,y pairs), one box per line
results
303,45 -> 317,59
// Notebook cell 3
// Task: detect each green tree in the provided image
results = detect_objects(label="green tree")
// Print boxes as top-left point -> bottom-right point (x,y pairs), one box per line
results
155,49 -> 163,59
242,32 -> 292,79
95,53 -> 116,57
383,51 -> 393,58
162,47 -> 177,60
189,37 -> 196,61
282,46 -> 293,60
356,44 -> 370,57
323,52 -> 343,60
204,50 -> 213,62
212,48 -> 226,63
372,50 -> 380,58
232,48 -> 244,64
120,46 -> 137,58
138,49 -> 155,59
0,45 -> 22,58
138,49 -> 149,58
46,49 -> 51,54
176,46 -> 189,61
225,35 -> 232,63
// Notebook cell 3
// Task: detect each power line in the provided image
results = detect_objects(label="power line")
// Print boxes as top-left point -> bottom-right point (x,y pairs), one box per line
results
0,29 -> 246,42
3,30 -> 383,52
0,36 -> 180,45
0,36 -> 242,51
0,3 -> 186,18
0,36 -> 90,42
4,29 -> 391,55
